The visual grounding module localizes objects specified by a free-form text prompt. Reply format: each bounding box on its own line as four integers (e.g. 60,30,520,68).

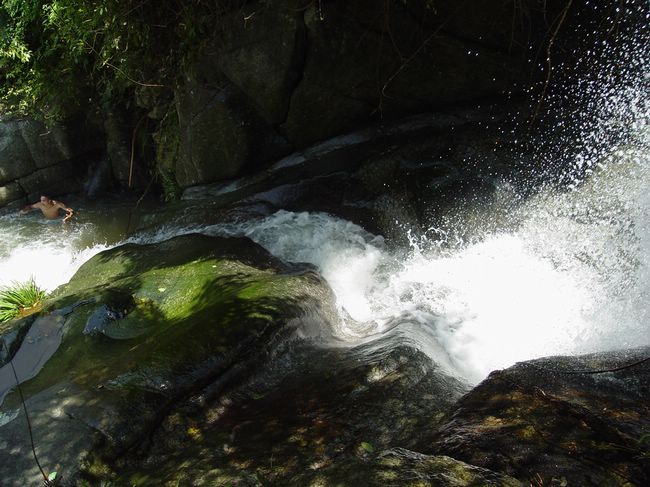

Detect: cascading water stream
208,147,649,384
1,14,647,386
0,218,110,292
2,139,648,386
2,140,647,386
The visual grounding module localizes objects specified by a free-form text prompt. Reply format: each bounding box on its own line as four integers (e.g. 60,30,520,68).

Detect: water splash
212,211,386,334
208,132,648,383
0,217,111,292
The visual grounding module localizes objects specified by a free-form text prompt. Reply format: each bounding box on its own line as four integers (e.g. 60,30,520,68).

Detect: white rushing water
2,143,648,386
1,150,647,385
2,146,648,386
211,147,649,383
0,218,111,292
1,22,647,384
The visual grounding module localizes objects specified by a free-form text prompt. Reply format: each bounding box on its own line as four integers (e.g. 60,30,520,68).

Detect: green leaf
359,441,374,453
0,278,47,322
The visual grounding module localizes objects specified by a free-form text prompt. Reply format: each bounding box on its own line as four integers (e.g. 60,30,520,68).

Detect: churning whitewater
2,37,648,384
211,146,649,383
1,141,648,385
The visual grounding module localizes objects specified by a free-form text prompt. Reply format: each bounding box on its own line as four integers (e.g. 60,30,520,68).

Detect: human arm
56,201,74,222
19,203,38,214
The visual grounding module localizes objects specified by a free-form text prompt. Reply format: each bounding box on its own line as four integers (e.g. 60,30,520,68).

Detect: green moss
152,107,182,201
0,0,227,120
6,235,325,410
519,425,537,439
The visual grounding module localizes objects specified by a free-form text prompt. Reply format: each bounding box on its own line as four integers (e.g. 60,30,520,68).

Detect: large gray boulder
215,2,306,125
0,116,105,207
173,74,290,188
19,120,73,169
0,182,26,209
281,0,533,146
154,0,561,188
0,120,36,184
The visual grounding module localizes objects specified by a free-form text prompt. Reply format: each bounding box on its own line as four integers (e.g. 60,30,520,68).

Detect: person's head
40,195,51,203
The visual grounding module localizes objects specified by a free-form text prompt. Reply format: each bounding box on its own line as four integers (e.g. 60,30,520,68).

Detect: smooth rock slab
0,233,337,486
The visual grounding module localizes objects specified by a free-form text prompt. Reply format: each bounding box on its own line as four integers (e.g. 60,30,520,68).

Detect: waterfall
208,135,647,383
204,25,650,383
0,10,647,386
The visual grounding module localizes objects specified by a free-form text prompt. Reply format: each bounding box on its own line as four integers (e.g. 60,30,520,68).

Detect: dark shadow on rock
425,347,650,486
99,335,470,485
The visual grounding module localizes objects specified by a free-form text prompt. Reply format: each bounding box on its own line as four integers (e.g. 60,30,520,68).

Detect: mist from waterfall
209,23,650,383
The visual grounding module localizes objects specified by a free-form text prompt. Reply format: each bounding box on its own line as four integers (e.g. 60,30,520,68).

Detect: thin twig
525,356,650,375
136,171,157,208
575,356,650,375
102,61,166,88
529,0,573,127
82,39,166,88
1,341,51,484
378,1,464,114
128,113,148,188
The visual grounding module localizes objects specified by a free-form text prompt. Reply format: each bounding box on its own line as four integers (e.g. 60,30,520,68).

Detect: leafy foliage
0,278,46,322
0,0,232,121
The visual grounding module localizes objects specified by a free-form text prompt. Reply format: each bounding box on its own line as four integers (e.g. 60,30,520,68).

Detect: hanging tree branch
529,0,573,126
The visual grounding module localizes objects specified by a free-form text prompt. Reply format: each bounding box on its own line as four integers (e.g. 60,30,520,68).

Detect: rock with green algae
425,347,650,486
0,233,338,487
91,336,471,486
296,448,523,486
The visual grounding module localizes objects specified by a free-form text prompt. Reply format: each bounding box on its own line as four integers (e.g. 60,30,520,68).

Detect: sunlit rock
0,233,338,485
426,347,650,485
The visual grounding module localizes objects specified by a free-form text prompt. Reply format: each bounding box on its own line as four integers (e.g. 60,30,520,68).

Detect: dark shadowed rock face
424,347,650,486
165,0,567,188
0,117,105,209
95,337,472,486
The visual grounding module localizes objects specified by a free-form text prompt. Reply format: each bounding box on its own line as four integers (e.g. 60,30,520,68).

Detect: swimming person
19,195,74,222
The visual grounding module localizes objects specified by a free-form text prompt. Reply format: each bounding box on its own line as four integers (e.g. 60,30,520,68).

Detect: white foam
213,211,386,330
225,148,649,383
0,218,112,292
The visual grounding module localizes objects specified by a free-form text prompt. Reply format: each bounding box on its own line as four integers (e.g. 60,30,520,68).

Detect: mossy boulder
0,233,338,486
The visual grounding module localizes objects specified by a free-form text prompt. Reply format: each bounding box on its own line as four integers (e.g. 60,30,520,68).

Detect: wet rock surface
426,347,650,486
102,338,470,486
0,233,339,486
0,227,648,485
1,109,647,486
